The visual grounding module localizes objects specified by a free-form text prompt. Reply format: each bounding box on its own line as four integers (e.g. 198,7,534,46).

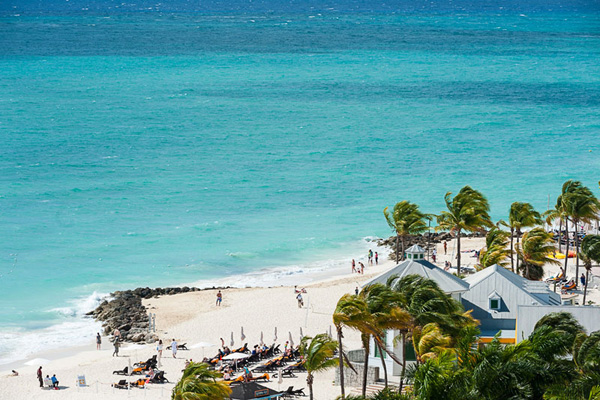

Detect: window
489,299,500,310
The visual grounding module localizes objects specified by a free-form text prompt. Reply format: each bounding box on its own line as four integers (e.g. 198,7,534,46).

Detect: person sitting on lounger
145,367,155,380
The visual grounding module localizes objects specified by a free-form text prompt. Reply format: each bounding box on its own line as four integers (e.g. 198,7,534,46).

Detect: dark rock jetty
86,286,230,344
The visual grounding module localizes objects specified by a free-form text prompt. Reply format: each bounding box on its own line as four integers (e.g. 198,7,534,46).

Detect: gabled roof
364,258,470,293
464,264,561,305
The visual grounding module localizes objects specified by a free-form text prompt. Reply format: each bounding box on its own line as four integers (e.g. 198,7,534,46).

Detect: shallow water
0,3,599,364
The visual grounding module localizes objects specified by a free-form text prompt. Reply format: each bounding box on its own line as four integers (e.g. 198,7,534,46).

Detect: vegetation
517,227,560,280
581,235,600,304
507,202,542,272
299,333,339,400
384,201,428,262
436,186,493,274
478,226,511,270
171,362,231,400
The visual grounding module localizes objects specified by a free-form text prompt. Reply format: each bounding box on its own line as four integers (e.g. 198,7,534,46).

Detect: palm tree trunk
510,228,515,273
395,234,400,263
563,218,570,276
399,332,407,394
362,337,370,398
456,230,462,275
574,221,580,288
583,268,590,305
401,235,406,261
558,219,563,254
307,374,314,400
516,230,521,271
376,342,388,388
337,327,345,399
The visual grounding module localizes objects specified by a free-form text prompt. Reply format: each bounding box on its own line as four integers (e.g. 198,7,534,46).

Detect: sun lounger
562,280,576,291
149,371,169,384
112,379,129,390
283,386,306,397
113,366,129,375
130,378,147,388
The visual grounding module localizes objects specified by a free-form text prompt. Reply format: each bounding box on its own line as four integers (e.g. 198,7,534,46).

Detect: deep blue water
0,1,599,363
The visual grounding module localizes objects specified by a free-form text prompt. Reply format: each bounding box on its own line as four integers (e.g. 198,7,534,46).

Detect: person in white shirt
171,339,177,358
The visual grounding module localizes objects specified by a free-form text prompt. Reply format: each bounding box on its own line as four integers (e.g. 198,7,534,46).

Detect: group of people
37,366,59,390
294,286,306,307
351,259,365,274
367,249,379,265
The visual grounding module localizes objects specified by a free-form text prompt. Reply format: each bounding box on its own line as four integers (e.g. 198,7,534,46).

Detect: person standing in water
352,259,356,273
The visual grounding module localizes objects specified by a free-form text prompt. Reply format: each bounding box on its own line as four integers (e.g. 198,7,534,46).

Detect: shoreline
0,238,391,372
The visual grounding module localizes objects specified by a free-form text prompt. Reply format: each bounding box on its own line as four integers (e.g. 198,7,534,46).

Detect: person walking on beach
375,252,378,265
216,290,222,306
113,328,121,342
113,338,120,357
432,249,437,263
96,332,101,350
296,292,303,308
359,262,365,274
368,249,373,265
171,338,178,358
581,273,586,288
352,259,356,273
444,241,447,255
37,366,43,388
157,339,163,360
355,286,359,295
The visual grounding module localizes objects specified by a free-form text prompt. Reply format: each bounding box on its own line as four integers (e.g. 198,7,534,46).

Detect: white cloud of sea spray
0,291,107,366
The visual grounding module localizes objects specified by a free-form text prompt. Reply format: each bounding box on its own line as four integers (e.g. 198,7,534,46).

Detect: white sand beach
2,237,598,400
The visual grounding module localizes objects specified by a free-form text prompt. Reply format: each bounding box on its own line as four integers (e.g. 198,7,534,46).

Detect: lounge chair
562,280,576,291
234,343,249,353
149,370,169,384
112,379,129,390
249,373,270,382
273,344,281,354
225,375,245,385
283,386,306,397
167,343,188,350
130,378,147,388
113,366,129,375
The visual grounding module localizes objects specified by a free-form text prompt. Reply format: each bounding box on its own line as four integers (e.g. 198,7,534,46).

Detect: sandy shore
3,237,598,400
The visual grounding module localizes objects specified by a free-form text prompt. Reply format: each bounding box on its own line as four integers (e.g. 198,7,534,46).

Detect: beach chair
113,366,129,375
283,386,306,397
234,343,249,353
225,375,245,385
130,378,147,388
273,344,281,354
562,280,576,292
112,379,129,390
249,373,270,382
149,370,169,384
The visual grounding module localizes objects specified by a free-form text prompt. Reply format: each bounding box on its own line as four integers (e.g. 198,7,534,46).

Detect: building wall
516,305,600,342
462,274,543,331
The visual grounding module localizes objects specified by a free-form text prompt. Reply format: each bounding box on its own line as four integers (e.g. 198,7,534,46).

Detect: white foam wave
0,292,108,366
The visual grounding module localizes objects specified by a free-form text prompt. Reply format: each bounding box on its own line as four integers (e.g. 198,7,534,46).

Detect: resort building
359,245,599,380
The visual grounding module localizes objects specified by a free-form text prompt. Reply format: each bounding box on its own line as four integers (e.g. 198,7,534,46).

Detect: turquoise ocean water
0,1,599,364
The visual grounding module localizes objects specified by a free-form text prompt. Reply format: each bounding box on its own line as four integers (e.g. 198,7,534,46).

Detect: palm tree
436,186,493,275
384,201,428,262
333,294,370,399
517,227,560,280
563,185,600,288
299,333,339,400
411,322,452,363
508,202,542,272
362,284,412,388
478,226,511,270
387,274,476,392
171,362,231,400
581,235,600,304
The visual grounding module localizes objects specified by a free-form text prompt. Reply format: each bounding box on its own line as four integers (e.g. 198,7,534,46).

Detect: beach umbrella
277,367,283,390
274,327,277,343
288,331,294,348
191,342,215,358
230,331,234,347
223,352,250,371
260,331,264,346
241,326,246,342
